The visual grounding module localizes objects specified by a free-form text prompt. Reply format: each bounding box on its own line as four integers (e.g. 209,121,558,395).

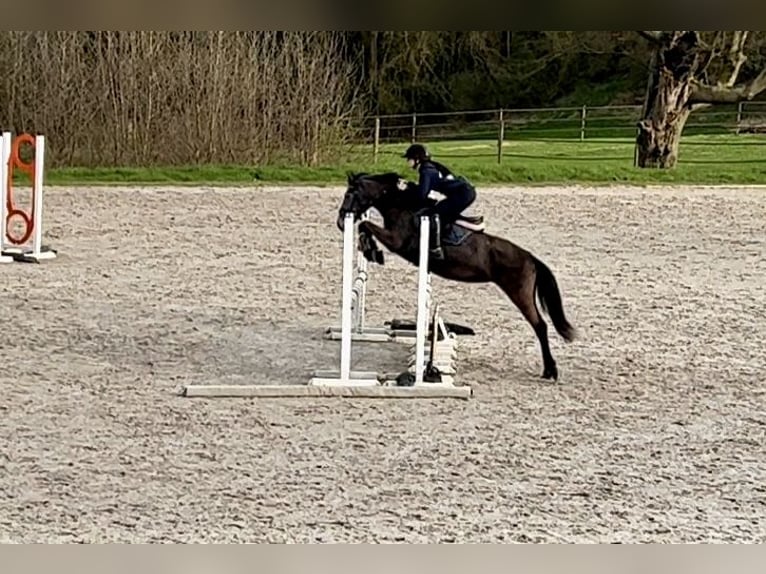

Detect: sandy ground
0,183,764,543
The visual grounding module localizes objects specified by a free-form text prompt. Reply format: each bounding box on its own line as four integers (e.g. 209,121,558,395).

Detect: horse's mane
346,170,434,211
346,171,402,188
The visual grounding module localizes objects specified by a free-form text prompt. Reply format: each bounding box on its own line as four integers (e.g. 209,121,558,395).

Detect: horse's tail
532,255,577,342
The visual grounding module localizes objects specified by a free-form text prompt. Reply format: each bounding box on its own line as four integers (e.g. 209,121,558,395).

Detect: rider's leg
436,184,476,222
429,210,444,259
449,182,477,216
415,207,445,260
429,185,476,258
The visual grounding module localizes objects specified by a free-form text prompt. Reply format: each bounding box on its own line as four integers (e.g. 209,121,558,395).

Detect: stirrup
430,247,444,260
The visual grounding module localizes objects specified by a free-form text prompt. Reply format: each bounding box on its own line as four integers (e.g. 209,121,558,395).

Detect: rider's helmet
402,143,430,164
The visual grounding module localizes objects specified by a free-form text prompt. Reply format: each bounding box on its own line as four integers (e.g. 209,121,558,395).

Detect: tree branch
725,31,749,87
637,31,663,44
690,67,766,103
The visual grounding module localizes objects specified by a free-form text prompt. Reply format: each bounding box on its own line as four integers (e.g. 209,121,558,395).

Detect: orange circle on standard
5,209,33,244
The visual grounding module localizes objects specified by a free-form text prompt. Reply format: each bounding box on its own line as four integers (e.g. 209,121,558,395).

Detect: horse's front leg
360,221,405,250
358,226,385,265
359,221,407,265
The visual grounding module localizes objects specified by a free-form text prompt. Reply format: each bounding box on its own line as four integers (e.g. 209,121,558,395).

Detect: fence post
736,101,743,135
497,108,505,164
373,117,380,163
580,105,587,141
411,113,417,143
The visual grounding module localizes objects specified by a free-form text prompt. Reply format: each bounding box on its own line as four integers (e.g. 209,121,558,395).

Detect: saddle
454,214,485,232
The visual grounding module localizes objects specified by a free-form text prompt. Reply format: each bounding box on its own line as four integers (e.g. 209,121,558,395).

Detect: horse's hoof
395,372,415,387
542,366,558,381
374,250,385,265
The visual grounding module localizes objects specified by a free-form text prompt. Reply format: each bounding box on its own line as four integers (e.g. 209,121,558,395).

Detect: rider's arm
415,164,436,202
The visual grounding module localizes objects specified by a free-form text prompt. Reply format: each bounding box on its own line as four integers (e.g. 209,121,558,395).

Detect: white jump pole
0,131,11,263
31,135,45,259
339,211,355,380
414,215,431,384
351,212,369,335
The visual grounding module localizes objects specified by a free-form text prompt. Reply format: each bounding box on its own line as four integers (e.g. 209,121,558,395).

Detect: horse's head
337,171,404,231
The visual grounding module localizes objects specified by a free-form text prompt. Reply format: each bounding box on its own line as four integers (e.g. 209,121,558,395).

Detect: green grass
41,134,766,187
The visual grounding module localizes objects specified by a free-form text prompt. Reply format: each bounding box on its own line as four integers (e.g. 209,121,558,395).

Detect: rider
402,143,476,260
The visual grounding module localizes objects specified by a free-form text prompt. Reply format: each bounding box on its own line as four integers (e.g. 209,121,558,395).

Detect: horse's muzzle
338,191,358,231
337,208,360,231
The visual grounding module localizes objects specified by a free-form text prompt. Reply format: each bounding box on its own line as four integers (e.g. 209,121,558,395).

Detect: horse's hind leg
497,264,558,381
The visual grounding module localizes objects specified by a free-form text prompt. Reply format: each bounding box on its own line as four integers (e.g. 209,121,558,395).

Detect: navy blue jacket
413,160,466,202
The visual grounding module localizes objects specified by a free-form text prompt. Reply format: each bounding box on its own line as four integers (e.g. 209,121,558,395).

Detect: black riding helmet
402,143,429,163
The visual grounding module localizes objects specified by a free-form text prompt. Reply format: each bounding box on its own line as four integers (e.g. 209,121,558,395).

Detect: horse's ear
386,172,403,186
347,171,367,185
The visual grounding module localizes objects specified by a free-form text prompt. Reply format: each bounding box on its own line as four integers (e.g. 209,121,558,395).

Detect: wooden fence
355,101,766,165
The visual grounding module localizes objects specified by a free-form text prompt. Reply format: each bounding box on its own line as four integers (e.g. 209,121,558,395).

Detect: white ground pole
0,131,12,263
180,212,472,399
0,133,56,263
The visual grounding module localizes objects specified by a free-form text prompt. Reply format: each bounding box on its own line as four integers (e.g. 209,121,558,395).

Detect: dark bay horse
337,172,577,381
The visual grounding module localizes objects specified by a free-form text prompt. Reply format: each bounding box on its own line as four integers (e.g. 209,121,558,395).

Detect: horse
336,171,577,381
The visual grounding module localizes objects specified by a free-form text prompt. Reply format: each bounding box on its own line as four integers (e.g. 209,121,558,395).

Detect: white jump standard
323,212,419,344
1,131,57,263
180,213,472,399
323,211,474,343
308,212,383,388
306,213,468,396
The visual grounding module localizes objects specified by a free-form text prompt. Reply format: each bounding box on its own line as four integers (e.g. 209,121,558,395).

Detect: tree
636,31,766,168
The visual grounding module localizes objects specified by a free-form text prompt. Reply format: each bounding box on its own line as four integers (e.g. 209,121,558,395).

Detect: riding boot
429,214,444,260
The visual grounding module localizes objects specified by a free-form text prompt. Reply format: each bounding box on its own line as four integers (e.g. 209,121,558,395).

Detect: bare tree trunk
636,31,704,168
636,30,766,169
